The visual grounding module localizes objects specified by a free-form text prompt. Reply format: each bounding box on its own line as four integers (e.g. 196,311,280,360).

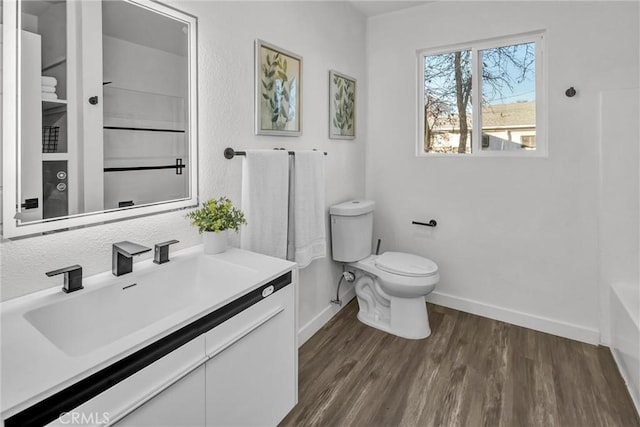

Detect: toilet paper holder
412,220,437,227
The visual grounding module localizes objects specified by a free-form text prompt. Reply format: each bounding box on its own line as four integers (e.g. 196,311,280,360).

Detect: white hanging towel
241,149,290,259
292,151,326,268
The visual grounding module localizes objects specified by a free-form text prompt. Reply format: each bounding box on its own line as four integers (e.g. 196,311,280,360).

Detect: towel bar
224,147,327,159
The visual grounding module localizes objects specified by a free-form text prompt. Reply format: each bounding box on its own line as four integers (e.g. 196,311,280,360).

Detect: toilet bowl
330,200,439,339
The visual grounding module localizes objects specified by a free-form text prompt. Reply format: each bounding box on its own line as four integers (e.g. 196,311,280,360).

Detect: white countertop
0,246,296,419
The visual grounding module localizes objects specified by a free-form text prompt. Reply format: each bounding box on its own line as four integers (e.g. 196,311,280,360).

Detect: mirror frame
2,0,198,238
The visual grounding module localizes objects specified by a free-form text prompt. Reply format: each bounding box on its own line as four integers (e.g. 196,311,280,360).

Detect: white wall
1,1,367,339
366,1,639,343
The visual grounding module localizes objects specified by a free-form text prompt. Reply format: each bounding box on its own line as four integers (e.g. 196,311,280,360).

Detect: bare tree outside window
423,40,536,154
424,50,472,153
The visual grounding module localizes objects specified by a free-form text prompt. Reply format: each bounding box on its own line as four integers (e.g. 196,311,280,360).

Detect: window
418,33,544,156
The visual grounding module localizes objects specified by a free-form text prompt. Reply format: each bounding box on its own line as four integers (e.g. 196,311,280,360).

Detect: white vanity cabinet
116,282,297,427
34,270,297,427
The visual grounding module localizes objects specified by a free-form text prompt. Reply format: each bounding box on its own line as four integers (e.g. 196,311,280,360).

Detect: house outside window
418,32,545,157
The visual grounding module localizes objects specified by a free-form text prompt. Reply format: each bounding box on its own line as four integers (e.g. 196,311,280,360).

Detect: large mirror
2,0,198,238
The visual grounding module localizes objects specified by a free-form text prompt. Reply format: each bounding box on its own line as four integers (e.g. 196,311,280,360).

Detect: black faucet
112,241,151,276
154,240,179,264
46,265,83,293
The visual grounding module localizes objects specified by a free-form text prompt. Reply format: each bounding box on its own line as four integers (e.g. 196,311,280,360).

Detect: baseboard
611,347,640,416
297,287,356,347
298,289,600,346
426,291,601,345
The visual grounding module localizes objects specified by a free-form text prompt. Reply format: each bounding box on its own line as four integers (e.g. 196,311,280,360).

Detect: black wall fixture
565,87,577,97
412,220,437,227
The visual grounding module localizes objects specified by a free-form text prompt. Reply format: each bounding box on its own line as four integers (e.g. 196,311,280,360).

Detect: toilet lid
375,252,438,277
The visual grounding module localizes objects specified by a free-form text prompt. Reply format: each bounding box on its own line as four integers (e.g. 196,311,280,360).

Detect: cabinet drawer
204,282,294,355
205,284,296,426
46,336,206,427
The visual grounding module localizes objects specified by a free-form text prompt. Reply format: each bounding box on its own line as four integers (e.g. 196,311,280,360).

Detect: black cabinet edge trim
5,271,292,427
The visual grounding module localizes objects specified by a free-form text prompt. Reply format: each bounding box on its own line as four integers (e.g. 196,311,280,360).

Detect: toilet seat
375,252,438,277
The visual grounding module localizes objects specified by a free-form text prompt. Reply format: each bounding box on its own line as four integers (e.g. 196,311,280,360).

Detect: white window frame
417,31,546,158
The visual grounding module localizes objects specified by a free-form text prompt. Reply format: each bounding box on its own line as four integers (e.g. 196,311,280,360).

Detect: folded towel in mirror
42,92,58,100
41,86,56,93
41,76,58,86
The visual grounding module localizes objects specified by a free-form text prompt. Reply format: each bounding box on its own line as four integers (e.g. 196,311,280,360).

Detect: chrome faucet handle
154,240,179,265
46,265,83,293
112,241,152,276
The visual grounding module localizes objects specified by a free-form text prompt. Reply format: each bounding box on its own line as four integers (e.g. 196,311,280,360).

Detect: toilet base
356,296,431,340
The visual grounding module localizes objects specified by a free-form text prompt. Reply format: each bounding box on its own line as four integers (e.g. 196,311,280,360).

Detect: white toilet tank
329,200,375,262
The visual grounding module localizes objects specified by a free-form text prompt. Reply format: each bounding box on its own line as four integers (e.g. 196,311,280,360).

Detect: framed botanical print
255,39,302,136
329,70,356,139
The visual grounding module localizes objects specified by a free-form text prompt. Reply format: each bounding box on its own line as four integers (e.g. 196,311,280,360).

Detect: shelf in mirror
42,57,67,73
42,99,68,111
42,153,69,161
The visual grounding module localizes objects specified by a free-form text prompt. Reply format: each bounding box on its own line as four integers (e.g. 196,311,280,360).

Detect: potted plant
186,197,247,254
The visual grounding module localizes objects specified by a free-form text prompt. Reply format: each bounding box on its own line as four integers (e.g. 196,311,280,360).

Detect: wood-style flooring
281,301,639,427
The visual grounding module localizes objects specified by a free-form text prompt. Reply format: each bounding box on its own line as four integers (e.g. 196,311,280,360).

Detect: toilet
330,200,439,339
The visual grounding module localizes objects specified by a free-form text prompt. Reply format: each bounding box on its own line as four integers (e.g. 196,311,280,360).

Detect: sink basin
23,253,257,357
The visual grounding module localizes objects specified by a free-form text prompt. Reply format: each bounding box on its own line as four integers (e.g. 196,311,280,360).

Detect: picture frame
329,70,356,140
255,39,302,136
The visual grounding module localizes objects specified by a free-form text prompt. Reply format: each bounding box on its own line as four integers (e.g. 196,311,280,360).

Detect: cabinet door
19,30,43,222
46,336,206,427
114,365,205,427
205,285,296,426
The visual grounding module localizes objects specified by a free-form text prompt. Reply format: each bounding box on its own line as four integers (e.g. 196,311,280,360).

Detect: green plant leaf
186,196,246,233
277,71,288,81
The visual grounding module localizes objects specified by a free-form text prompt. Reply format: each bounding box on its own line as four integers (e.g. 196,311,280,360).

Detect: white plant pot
203,231,228,254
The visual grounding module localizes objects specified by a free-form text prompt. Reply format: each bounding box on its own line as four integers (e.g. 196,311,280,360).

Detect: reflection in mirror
4,0,197,237
102,0,189,210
